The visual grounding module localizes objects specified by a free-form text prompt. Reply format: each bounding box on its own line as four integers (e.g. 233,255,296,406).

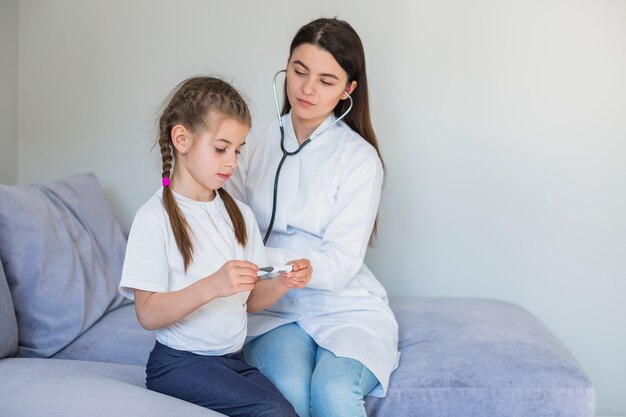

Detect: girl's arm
134,260,258,330
246,259,312,313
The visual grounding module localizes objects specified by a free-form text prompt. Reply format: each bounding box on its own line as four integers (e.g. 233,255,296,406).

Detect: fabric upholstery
0,260,18,359
0,358,225,417
53,303,155,366
0,173,128,357
365,298,595,417
0,295,595,417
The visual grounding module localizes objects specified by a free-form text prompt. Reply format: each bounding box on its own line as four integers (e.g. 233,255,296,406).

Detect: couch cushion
365,298,595,417
0,260,18,358
0,358,225,417
53,303,156,366
0,173,128,357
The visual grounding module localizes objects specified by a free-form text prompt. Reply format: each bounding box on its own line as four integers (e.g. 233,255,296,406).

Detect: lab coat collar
283,111,338,147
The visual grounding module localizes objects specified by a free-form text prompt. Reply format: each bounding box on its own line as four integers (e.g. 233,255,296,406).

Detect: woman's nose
302,78,315,96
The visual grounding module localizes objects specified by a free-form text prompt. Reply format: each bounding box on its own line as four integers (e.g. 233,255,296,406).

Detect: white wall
17,0,626,414
0,0,18,184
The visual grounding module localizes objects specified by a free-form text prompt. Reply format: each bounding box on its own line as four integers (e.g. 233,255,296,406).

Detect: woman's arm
245,278,289,313
266,149,383,293
246,259,312,313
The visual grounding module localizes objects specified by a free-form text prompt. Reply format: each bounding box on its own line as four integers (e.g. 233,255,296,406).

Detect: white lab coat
226,112,399,397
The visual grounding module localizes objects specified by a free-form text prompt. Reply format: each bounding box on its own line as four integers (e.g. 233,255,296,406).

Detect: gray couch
0,174,595,417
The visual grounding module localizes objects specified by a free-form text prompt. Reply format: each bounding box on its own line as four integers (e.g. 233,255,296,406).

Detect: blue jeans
243,323,379,417
146,341,297,417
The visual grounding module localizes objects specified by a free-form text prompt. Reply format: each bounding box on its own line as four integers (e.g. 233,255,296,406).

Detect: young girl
119,76,310,417
226,18,399,417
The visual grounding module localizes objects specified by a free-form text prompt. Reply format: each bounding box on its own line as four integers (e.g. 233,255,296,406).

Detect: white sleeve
266,151,383,293
118,210,170,300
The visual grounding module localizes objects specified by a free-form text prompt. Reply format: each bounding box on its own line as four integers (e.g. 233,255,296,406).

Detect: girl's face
286,43,356,129
172,116,248,201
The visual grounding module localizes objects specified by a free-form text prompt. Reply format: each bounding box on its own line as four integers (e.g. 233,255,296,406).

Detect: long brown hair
282,17,383,241
157,76,251,271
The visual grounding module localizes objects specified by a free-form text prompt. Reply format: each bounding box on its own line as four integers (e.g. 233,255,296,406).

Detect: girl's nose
227,153,238,168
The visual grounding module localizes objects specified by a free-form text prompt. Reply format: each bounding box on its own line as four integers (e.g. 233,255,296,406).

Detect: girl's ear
171,124,190,156
342,80,357,99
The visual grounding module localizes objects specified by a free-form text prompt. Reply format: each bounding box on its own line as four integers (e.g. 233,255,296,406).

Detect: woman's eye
295,70,305,76
215,148,226,153
235,150,241,156
321,80,334,86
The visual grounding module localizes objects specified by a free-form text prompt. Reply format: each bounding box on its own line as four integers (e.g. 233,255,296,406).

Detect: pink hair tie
162,177,171,187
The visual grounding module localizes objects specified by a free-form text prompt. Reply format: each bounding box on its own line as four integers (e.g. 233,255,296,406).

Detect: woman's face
286,43,356,129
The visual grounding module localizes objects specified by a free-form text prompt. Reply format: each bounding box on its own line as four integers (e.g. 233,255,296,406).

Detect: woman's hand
280,259,312,289
209,260,259,298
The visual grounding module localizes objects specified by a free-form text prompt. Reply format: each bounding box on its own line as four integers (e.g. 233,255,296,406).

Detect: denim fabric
243,323,378,417
146,341,296,417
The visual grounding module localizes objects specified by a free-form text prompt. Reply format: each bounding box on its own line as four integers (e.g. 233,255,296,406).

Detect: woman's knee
245,324,316,361
272,375,311,417
252,370,310,417
243,325,316,417
243,324,316,391
310,352,377,417
310,379,366,417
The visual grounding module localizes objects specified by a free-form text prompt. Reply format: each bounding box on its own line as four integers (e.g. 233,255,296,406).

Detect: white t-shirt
119,188,267,356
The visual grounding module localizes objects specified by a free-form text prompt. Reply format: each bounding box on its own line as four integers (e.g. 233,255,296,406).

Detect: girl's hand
280,259,312,289
209,260,259,298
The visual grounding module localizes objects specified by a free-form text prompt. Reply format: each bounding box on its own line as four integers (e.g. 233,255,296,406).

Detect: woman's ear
171,124,190,156
342,80,357,99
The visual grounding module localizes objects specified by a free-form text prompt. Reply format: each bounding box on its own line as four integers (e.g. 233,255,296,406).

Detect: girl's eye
215,148,226,154
235,150,241,156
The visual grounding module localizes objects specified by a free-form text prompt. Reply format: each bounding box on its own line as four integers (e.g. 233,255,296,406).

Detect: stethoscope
263,69,353,244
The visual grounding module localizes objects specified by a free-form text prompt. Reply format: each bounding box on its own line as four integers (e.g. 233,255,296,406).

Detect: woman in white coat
227,17,399,417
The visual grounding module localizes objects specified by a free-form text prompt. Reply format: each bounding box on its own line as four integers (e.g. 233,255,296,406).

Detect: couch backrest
0,173,128,357
0,260,18,358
